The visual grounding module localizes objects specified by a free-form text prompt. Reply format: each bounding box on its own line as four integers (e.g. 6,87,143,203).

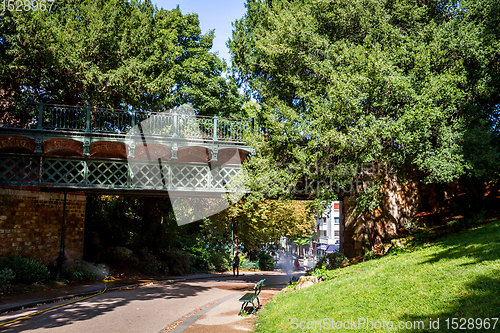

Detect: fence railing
0,102,252,142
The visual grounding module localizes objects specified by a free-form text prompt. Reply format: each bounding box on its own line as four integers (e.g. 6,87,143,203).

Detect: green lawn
256,220,500,332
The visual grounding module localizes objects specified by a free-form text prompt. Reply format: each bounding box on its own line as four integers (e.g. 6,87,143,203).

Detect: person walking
233,252,240,277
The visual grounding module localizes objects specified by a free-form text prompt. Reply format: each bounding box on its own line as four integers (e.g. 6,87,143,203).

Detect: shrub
207,250,231,272
156,249,192,276
104,246,140,268
186,239,231,273
313,252,348,271
258,253,275,271
67,265,98,283
0,256,49,284
0,268,15,286
138,249,168,276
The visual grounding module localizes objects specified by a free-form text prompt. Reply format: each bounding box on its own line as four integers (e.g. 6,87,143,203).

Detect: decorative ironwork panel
42,105,87,131
194,117,214,140
87,160,130,188
90,109,134,134
129,161,170,189
0,155,40,185
211,167,242,189
132,112,173,136
217,118,249,141
171,164,210,189
0,154,245,192
177,116,200,139
41,158,86,185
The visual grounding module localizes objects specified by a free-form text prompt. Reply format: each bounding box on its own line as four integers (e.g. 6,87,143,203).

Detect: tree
209,199,315,249
1,0,242,115
229,0,500,212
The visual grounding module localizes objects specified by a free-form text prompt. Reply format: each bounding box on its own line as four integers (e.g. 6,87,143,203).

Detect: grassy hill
256,219,500,332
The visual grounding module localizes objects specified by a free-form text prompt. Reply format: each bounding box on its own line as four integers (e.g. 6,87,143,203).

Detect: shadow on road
0,282,210,332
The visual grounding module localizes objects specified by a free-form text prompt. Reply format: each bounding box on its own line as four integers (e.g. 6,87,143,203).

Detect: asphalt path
0,272,293,333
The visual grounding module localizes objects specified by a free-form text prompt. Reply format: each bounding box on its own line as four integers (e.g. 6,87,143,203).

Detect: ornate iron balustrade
0,154,243,192
0,102,252,142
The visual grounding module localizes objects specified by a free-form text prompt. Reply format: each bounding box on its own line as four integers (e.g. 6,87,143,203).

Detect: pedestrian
233,252,240,277
303,257,308,271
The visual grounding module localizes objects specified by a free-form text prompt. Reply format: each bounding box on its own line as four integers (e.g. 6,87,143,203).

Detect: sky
153,0,247,66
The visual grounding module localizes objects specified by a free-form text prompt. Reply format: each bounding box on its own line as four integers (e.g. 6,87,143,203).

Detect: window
323,217,326,225
324,231,327,237
334,231,340,237
334,218,339,224
334,203,340,210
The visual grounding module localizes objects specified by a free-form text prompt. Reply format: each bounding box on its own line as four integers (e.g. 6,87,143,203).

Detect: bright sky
153,0,247,66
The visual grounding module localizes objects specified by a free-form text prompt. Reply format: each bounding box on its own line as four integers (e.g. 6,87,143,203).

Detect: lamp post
56,189,68,282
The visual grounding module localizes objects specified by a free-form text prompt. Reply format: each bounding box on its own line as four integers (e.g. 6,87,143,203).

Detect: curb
0,273,237,315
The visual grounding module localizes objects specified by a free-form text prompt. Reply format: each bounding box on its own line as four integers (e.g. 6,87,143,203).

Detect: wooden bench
238,279,265,315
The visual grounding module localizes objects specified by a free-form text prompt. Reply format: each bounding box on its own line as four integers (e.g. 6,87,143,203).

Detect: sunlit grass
256,220,500,332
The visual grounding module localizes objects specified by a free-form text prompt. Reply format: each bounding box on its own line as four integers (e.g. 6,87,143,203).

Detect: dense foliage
0,256,49,284
84,195,232,274
258,252,275,271
1,0,242,115
230,0,500,211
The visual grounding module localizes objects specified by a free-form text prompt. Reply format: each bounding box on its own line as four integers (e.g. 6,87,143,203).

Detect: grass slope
256,220,500,332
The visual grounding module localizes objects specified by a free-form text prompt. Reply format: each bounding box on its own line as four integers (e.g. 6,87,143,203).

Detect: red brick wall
0,189,86,265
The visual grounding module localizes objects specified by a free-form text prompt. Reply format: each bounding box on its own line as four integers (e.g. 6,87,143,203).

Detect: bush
0,256,49,284
207,250,231,272
67,265,98,283
156,249,192,276
314,252,348,271
0,268,15,286
258,253,275,271
307,264,334,281
187,238,231,273
138,249,168,276
104,246,140,268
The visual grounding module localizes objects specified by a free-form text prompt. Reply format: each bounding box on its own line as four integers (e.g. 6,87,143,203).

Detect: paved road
0,272,293,333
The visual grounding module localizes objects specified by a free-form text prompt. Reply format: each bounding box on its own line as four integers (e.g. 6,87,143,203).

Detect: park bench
238,279,265,315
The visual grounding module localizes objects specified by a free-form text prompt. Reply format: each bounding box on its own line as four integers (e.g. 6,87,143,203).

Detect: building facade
313,201,344,256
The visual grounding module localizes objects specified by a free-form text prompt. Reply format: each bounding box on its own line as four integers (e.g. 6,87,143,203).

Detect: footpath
0,271,290,332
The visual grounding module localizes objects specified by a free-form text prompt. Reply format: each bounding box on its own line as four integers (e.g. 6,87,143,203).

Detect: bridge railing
0,154,243,191
0,102,252,142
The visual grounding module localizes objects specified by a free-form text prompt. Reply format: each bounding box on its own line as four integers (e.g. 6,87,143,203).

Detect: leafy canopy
1,0,242,115
229,0,500,210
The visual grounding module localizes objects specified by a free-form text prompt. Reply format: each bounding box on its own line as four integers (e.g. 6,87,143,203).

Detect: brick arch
43,138,83,157
90,141,127,159
131,143,171,161
217,148,250,165
177,146,209,163
0,136,35,154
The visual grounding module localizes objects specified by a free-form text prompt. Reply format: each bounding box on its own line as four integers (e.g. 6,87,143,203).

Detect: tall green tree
1,0,242,115
229,0,500,210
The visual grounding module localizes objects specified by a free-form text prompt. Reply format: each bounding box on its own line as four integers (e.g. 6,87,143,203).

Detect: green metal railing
0,102,252,142
0,154,243,191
